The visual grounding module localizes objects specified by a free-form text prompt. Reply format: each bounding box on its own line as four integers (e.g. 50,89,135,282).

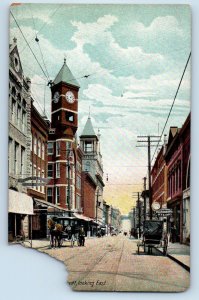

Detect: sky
10,4,191,214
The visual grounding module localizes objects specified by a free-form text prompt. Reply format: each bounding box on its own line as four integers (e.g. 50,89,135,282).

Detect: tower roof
80,117,97,138
53,59,80,88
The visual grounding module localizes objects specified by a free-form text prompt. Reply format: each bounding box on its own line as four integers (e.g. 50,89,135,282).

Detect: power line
151,51,191,163
10,11,49,81
19,4,62,55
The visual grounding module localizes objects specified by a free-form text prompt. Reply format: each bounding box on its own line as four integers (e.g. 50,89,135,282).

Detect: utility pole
132,192,141,238
143,176,147,221
137,135,160,220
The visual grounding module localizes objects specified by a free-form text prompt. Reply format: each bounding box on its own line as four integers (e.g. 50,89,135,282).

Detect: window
47,188,53,203
22,111,26,132
48,164,53,178
11,99,16,122
42,142,45,160
47,142,53,155
17,105,21,127
85,161,90,172
66,164,73,179
8,138,13,174
14,142,19,174
37,170,40,190
55,187,60,204
56,141,61,156
34,136,37,154
56,162,60,178
76,175,81,189
84,141,93,152
66,111,74,122
66,141,72,150
41,170,45,193
20,147,25,176
76,194,81,211
38,139,41,157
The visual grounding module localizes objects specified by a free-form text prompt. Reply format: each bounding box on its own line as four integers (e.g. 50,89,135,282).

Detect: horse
48,219,63,248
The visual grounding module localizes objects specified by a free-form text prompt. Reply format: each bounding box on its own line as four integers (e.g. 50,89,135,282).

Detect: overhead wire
19,4,62,55
150,51,191,164
10,10,49,81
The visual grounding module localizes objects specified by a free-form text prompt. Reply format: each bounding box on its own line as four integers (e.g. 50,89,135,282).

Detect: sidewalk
159,242,190,270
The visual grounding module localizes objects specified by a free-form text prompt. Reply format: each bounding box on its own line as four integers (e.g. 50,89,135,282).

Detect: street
31,235,190,292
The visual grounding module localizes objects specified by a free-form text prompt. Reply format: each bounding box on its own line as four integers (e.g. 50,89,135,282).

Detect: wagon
51,216,79,247
137,220,168,256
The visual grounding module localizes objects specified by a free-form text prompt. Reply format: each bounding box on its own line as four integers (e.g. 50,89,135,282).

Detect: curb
166,253,190,272
155,248,190,272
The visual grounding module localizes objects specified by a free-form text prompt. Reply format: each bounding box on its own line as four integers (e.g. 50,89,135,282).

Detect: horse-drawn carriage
48,216,81,248
137,220,168,256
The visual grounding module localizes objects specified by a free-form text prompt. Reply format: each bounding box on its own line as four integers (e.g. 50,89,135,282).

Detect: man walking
79,224,85,246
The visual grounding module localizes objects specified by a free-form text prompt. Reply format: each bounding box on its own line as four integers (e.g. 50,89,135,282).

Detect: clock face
65,91,75,104
53,91,60,103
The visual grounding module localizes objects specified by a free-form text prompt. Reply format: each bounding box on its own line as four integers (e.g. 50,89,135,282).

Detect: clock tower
51,58,80,140
47,60,80,210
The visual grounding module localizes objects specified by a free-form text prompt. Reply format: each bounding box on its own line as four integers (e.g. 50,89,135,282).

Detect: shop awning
33,198,71,214
9,189,34,215
73,213,93,222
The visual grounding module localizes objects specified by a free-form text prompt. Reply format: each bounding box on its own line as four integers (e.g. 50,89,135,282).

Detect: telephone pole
143,176,147,221
132,192,141,238
137,135,160,220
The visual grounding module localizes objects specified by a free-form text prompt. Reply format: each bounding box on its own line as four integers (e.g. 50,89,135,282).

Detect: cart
137,220,168,256
51,216,79,247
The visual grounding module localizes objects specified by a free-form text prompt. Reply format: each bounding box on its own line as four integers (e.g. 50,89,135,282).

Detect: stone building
8,38,33,241
80,116,105,226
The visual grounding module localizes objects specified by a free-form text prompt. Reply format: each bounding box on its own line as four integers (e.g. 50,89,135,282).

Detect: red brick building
27,103,49,238
151,143,167,208
164,113,190,243
81,171,97,219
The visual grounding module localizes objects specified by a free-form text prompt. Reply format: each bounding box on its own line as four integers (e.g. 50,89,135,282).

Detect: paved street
30,235,189,292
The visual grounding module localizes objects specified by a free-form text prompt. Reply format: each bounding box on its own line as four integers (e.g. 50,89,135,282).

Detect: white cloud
132,16,183,38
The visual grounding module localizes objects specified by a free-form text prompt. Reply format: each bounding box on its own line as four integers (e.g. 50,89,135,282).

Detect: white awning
9,189,34,215
73,213,93,221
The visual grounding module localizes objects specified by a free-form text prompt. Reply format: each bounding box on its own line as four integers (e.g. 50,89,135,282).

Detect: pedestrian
79,225,85,246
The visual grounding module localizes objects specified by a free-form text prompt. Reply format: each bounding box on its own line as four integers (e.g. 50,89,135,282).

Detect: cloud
71,15,118,47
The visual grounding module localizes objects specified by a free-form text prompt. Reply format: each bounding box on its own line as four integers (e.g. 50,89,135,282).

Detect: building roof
80,117,97,137
53,59,80,88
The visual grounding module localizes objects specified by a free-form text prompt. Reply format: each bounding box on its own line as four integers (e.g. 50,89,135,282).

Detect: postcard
8,3,190,292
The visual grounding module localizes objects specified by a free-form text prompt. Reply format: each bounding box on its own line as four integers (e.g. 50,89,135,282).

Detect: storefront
8,189,34,242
